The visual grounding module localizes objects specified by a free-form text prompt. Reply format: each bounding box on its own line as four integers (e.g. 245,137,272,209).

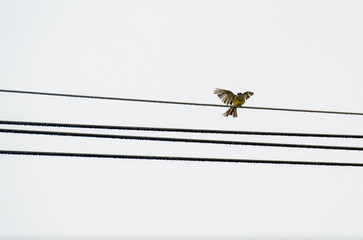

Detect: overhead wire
1,88,363,116
0,150,362,167
1,120,363,139
2,90,362,167
1,128,363,151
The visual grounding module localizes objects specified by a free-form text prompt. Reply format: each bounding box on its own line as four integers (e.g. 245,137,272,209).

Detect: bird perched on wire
214,88,254,117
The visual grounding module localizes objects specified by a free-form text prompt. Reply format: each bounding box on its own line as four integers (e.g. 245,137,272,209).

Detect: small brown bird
214,88,254,117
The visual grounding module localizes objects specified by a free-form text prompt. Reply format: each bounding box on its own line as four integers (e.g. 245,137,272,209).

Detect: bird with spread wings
214,88,254,117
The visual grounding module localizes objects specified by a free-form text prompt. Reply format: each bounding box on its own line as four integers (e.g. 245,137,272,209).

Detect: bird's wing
243,91,254,100
214,88,236,105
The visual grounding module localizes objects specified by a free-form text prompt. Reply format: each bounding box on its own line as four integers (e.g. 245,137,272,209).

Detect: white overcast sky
1,0,363,239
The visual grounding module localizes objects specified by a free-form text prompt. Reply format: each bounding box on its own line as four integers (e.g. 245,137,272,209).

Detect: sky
1,0,363,239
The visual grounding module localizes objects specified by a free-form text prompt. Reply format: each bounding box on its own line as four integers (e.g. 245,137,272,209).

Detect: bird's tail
223,107,238,117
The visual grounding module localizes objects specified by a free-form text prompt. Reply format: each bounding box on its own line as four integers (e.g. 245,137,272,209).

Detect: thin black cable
0,150,362,167
1,128,363,151
1,120,363,139
1,88,362,116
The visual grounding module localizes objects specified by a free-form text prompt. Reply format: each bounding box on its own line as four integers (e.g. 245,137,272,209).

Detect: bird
214,88,254,117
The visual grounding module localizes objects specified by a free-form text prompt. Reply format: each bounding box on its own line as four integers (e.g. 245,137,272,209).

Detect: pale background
1,0,363,239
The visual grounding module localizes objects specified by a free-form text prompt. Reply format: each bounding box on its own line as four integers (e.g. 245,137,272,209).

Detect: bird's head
237,92,243,96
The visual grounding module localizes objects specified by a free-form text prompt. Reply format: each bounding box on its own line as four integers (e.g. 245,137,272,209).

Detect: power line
1,119,363,139
1,88,362,116
2,128,363,151
0,150,362,167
